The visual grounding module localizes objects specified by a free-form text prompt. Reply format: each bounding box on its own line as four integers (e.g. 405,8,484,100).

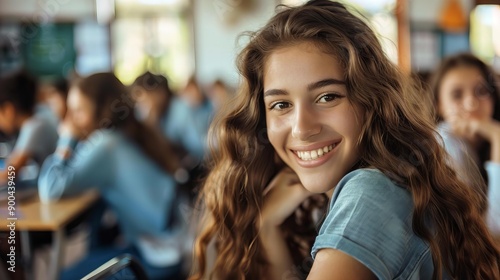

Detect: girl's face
67,87,96,134
46,87,67,120
438,66,494,123
264,42,363,195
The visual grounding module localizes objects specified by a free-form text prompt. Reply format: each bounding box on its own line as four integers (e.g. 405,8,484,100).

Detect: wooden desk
15,190,99,231
2,190,99,280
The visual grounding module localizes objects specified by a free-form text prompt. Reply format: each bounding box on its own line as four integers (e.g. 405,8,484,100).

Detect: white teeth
303,151,311,160
311,150,318,159
296,144,337,161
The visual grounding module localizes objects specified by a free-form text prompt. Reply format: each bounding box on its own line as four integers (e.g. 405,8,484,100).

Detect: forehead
441,66,486,87
67,87,90,106
263,42,344,90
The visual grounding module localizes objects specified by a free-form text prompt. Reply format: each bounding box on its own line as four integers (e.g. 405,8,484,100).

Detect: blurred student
178,76,213,156
38,73,183,280
44,78,69,121
0,70,58,184
431,53,500,236
132,72,209,165
207,79,231,111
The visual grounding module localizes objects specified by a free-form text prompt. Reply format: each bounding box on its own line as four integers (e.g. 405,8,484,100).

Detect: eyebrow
263,78,346,97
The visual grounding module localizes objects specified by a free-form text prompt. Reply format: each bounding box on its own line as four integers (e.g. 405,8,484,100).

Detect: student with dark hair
38,73,183,279
431,53,500,237
0,70,58,184
132,72,210,170
44,78,69,121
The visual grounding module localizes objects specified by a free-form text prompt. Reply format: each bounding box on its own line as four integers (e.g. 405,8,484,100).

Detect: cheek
266,114,289,149
484,100,495,119
438,99,458,120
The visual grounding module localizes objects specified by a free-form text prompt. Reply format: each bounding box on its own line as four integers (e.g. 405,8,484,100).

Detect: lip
290,140,341,168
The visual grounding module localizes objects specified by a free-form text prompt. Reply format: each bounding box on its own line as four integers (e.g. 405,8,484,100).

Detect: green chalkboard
21,23,75,79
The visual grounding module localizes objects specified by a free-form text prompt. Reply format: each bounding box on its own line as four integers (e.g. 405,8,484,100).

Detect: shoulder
332,169,411,210
313,169,429,279
325,169,415,243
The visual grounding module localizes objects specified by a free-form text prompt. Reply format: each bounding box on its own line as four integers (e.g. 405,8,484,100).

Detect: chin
300,179,332,194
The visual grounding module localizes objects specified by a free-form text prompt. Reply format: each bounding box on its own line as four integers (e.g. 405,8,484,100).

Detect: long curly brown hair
192,1,500,279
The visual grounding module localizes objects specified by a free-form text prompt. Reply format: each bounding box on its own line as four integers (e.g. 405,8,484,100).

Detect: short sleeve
312,170,415,280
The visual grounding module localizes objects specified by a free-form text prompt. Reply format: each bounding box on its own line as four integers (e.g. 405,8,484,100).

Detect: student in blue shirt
38,73,183,280
132,72,211,163
191,1,500,279
0,70,58,184
430,53,500,237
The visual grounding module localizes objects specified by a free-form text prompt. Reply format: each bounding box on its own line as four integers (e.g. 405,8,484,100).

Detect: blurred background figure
0,70,58,185
431,53,500,237
43,78,70,122
38,73,184,280
177,76,213,159
207,79,231,112
132,72,211,200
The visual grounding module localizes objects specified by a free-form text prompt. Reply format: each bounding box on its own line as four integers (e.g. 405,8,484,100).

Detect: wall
409,0,473,23
193,0,277,87
0,0,95,21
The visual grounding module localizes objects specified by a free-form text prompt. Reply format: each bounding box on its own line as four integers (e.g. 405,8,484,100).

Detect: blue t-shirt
38,129,177,243
161,98,213,161
13,114,58,166
311,169,434,279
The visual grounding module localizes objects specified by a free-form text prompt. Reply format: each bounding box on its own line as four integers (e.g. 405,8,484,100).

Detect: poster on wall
21,22,76,79
411,30,441,72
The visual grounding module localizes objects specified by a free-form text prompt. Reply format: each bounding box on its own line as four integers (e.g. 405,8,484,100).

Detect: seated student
191,1,500,279
207,79,231,112
431,53,500,237
44,78,69,122
177,75,213,159
38,73,183,280
132,72,209,172
0,70,58,184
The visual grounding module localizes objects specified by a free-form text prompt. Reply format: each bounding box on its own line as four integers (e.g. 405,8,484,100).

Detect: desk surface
4,190,99,231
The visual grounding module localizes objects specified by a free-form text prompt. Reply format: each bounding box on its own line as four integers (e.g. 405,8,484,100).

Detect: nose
291,104,321,140
463,91,479,112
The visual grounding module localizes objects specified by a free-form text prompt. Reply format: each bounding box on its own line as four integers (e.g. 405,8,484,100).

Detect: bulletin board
20,22,76,79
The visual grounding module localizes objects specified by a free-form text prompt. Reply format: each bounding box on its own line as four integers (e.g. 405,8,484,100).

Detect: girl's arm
308,249,376,280
38,131,112,202
467,119,500,236
258,167,312,280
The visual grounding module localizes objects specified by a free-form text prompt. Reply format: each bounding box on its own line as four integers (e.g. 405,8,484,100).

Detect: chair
81,254,148,280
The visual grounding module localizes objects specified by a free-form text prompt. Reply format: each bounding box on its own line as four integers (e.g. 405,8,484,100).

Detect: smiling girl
192,1,500,279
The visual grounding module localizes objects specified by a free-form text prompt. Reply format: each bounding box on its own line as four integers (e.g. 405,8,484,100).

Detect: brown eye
474,85,492,99
317,93,343,103
270,101,291,110
451,89,463,100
